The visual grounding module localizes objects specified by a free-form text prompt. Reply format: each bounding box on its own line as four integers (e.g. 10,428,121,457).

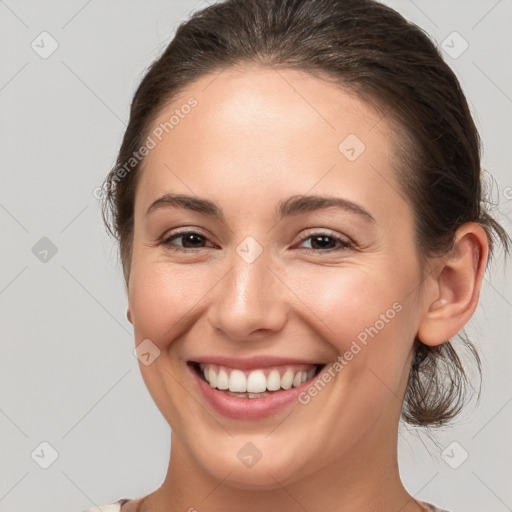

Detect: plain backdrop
1,1,511,511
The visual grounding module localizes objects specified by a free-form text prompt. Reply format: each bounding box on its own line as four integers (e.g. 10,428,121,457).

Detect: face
127,64,427,489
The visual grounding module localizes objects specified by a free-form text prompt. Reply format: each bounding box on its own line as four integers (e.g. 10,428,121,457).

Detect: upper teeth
199,363,317,393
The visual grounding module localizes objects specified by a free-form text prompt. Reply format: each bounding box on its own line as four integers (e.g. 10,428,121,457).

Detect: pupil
312,235,335,249
184,234,203,247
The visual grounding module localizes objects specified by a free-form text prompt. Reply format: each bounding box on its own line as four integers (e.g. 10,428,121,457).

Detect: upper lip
188,355,326,370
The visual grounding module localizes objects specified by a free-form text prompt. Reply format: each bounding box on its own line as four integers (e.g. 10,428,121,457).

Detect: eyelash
160,230,353,254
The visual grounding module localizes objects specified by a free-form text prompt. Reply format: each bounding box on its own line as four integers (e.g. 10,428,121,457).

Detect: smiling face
127,64,427,490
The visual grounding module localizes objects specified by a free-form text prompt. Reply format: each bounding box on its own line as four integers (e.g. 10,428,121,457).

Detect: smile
188,360,326,419
197,362,320,397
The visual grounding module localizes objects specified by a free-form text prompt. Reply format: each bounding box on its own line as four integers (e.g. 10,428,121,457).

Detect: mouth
187,359,326,419
189,361,325,398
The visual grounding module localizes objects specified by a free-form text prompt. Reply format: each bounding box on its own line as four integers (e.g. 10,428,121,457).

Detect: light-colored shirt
83,498,451,511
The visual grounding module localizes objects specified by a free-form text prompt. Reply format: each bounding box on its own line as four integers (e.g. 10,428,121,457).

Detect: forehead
135,65,407,223
154,65,386,143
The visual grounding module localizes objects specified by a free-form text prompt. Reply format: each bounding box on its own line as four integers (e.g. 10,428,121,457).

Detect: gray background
1,1,511,511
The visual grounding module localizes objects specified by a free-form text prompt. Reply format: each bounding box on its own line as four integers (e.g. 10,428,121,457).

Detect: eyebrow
145,193,375,223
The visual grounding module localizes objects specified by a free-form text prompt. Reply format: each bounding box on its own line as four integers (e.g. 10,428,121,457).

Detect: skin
124,64,488,512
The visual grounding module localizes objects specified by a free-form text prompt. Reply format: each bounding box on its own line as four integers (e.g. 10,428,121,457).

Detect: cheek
128,261,220,345
288,262,409,346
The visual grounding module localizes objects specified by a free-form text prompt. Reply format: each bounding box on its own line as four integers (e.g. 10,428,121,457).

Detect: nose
207,246,290,341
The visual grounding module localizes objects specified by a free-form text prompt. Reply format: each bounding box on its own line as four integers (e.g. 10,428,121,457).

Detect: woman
88,0,510,510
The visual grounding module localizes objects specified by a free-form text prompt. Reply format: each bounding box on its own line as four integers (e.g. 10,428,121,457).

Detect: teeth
208,368,217,388
248,392,270,398
292,372,302,387
246,370,267,393
200,363,318,394
226,391,271,398
216,368,229,390
229,369,246,392
267,369,281,391
281,369,294,390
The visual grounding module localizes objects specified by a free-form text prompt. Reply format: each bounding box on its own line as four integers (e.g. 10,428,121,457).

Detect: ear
417,222,489,346
127,307,133,324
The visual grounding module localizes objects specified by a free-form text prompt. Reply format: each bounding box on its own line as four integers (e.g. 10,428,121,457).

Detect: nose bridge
209,237,288,338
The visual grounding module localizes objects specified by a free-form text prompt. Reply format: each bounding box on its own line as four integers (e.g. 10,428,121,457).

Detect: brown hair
101,0,510,426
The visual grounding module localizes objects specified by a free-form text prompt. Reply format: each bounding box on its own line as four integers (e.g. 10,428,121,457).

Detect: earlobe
417,223,489,346
127,308,133,324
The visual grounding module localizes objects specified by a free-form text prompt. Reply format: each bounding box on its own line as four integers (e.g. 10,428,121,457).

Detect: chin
195,444,313,491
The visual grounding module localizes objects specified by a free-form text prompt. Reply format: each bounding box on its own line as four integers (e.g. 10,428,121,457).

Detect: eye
297,232,353,253
161,230,216,251
159,229,353,253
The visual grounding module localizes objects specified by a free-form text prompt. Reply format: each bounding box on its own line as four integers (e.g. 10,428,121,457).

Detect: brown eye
298,233,352,253
162,231,214,251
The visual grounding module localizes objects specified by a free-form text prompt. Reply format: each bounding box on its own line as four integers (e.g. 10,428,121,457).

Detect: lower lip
188,364,318,420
